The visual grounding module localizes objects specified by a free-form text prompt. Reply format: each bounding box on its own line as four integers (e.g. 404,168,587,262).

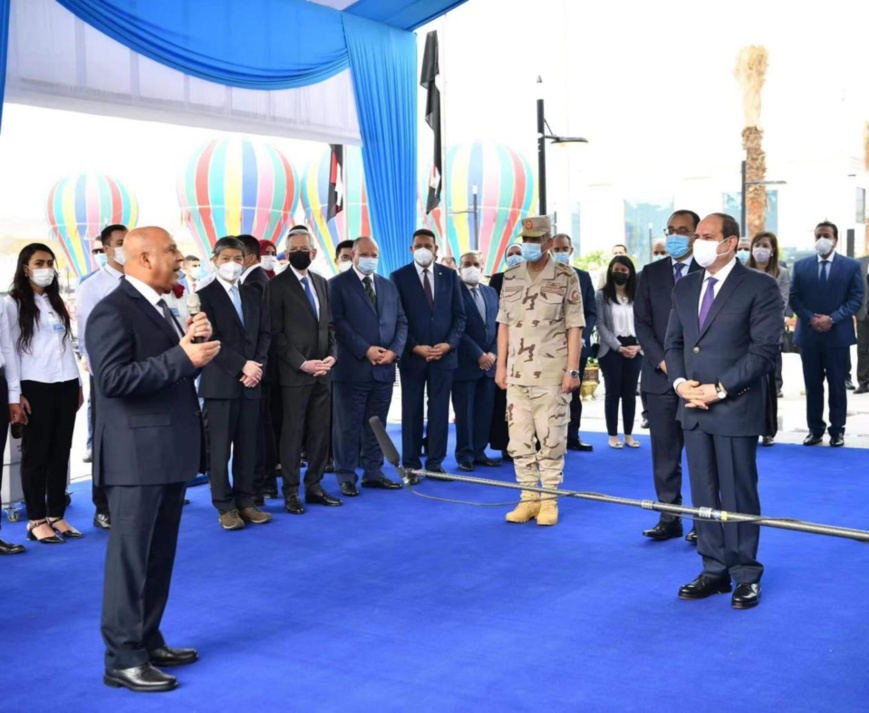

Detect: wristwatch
714,380,727,399
566,369,581,379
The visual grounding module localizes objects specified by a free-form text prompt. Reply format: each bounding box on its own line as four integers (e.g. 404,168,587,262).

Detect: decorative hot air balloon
300,146,370,275
177,138,299,259
421,141,537,275
45,172,138,277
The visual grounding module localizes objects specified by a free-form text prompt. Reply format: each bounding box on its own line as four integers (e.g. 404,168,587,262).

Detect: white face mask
461,266,482,285
337,261,353,273
111,246,127,266
814,237,834,256
693,239,729,268
752,246,772,263
261,255,277,272
413,248,434,267
217,261,243,283
30,268,56,288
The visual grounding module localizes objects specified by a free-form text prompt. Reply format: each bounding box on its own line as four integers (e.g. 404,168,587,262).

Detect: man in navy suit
665,213,783,610
635,209,702,542
86,227,219,692
551,233,597,451
390,229,466,475
789,221,864,447
451,252,500,472
330,236,408,496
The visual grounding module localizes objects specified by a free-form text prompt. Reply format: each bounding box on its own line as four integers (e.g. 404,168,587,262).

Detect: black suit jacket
242,265,270,301
197,279,270,399
635,257,703,394
574,267,597,356
266,268,336,387
489,272,505,297
664,260,783,436
85,279,203,486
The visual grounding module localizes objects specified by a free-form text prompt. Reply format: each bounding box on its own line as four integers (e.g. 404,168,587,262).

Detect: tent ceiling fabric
309,0,468,30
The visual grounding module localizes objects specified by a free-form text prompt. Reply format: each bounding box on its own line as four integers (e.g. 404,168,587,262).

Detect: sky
1,0,868,283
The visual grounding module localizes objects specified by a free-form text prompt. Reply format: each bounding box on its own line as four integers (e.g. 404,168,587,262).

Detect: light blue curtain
342,14,417,276
55,0,349,89
347,0,468,31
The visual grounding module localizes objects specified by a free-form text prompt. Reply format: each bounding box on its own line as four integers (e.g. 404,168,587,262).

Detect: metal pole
537,97,547,215
740,159,747,236
472,184,479,251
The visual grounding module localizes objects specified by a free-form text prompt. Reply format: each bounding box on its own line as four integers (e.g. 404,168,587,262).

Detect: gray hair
213,236,245,257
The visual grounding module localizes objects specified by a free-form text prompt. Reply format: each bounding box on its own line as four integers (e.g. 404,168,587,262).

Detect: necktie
363,276,377,310
157,298,184,338
472,286,486,320
698,277,718,329
674,262,685,282
230,285,244,326
301,276,318,318
819,260,829,287
422,268,434,308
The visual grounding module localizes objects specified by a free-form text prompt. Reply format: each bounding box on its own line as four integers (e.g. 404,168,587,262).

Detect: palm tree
735,46,769,238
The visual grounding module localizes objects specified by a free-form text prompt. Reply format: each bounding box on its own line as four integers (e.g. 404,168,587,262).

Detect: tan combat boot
536,497,558,526
505,491,540,523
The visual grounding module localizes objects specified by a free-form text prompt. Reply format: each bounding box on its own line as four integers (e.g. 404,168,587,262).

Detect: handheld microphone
185,292,206,344
368,416,411,485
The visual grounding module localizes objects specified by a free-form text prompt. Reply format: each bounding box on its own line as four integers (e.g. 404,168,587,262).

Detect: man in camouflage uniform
495,216,584,526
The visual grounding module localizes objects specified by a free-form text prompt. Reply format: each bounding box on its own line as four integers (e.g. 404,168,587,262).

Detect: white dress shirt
76,264,124,362
0,307,21,404
610,299,636,337
817,249,836,277
5,294,81,399
291,265,320,316
415,260,435,300
697,257,738,312
353,265,376,293
670,256,694,281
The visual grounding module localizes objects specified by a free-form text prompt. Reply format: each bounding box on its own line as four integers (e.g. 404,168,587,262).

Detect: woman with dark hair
6,244,83,543
748,231,790,445
595,255,643,448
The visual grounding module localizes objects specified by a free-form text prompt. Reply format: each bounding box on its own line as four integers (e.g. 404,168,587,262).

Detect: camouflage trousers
506,384,570,489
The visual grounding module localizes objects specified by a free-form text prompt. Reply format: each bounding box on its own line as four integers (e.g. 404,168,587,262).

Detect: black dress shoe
0,538,24,555
761,436,775,447
426,465,446,475
474,457,503,467
284,495,306,515
777,390,783,398
149,645,198,667
361,477,402,490
457,462,475,472
567,440,594,452
325,458,335,474
678,574,732,600
731,582,761,609
642,521,683,541
846,379,855,390
306,489,342,506
641,417,650,429
93,512,111,530
500,450,513,462
26,521,64,544
830,434,845,448
685,528,698,544
854,385,869,394
803,434,824,446
104,664,177,692
340,482,360,497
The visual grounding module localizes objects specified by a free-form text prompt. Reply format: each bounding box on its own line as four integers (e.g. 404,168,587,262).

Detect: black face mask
289,251,312,271
612,273,629,286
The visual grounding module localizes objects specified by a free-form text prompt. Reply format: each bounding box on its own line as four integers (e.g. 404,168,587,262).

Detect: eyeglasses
665,228,693,237
288,248,312,254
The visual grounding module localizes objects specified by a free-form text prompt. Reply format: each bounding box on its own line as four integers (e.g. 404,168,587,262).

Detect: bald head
123,226,182,293
353,236,379,256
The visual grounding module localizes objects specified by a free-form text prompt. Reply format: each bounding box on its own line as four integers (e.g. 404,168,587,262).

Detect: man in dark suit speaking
665,213,782,610
330,236,407,495
86,227,220,692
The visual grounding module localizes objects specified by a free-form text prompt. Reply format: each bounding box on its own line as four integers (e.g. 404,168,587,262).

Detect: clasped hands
365,346,398,366
809,314,833,333
676,380,718,410
301,356,336,378
413,344,451,362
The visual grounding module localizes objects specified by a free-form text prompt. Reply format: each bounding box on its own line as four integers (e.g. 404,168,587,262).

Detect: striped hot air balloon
300,145,370,275
45,172,138,277
421,141,537,275
177,138,298,259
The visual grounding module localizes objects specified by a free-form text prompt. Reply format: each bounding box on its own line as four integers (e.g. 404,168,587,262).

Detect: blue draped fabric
347,0,468,31
342,14,417,277
55,0,350,89
0,0,8,131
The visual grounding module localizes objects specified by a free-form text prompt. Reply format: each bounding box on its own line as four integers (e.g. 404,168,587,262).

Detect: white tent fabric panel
5,0,361,144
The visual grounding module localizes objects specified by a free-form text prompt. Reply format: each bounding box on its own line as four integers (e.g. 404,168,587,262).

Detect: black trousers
452,376,496,466
0,373,9,531
204,397,259,512
101,482,186,670
489,385,509,451
399,366,452,469
764,372,778,438
20,379,78,521
90,376,109,515
644,389,684,523
280,381,330,496
254,383,277,497
800,343,849,437
333,380,393,484
598,351,642,436
774,348,783,392
683,429,762,584
857,318,869,388
567,355,589,440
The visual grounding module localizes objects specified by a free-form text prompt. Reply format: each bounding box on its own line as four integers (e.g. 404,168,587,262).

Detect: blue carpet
3,427,869,712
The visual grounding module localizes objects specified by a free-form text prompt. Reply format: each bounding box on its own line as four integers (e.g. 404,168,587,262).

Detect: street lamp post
448,182,480,251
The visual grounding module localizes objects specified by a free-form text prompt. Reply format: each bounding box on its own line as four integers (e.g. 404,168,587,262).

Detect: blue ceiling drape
347,0,468,31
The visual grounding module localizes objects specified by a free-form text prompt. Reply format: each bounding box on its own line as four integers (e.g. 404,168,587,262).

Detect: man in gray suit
854,255,869,393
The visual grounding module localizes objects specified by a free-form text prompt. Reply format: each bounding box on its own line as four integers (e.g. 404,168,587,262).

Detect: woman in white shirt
6,244,83,543
594,256,643,449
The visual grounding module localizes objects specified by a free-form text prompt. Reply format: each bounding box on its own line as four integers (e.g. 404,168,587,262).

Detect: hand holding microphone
185,293,212,344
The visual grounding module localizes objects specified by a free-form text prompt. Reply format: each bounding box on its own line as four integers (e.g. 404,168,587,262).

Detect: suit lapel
285,270,317,322
121,281,177,345
210,282,245,331
311,273,326,325
353,272,378,316
697,268,745,340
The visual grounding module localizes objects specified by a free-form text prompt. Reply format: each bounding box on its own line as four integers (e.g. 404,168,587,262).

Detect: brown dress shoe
239,506,272,525
218,509,245,530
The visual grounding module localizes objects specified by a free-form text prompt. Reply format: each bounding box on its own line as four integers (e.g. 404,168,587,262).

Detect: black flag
327,144,344,220
420,31,442,214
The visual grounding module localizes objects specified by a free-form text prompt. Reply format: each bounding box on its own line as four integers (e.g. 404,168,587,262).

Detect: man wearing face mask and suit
390,229,466,476
789,221,864,447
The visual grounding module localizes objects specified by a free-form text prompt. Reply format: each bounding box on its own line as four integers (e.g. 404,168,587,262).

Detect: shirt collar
817,251,836,263
290,265,311,283
353,265,373,281
671,256,694,267
125,275,164,306
217,276,238,292
104,264,124,279
414,260,435,277
704,256,738,284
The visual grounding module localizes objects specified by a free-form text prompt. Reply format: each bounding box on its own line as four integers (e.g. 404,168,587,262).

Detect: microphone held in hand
185,292,205,344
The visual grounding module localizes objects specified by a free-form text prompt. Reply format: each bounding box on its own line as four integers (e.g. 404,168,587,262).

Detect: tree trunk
743,126,767,238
